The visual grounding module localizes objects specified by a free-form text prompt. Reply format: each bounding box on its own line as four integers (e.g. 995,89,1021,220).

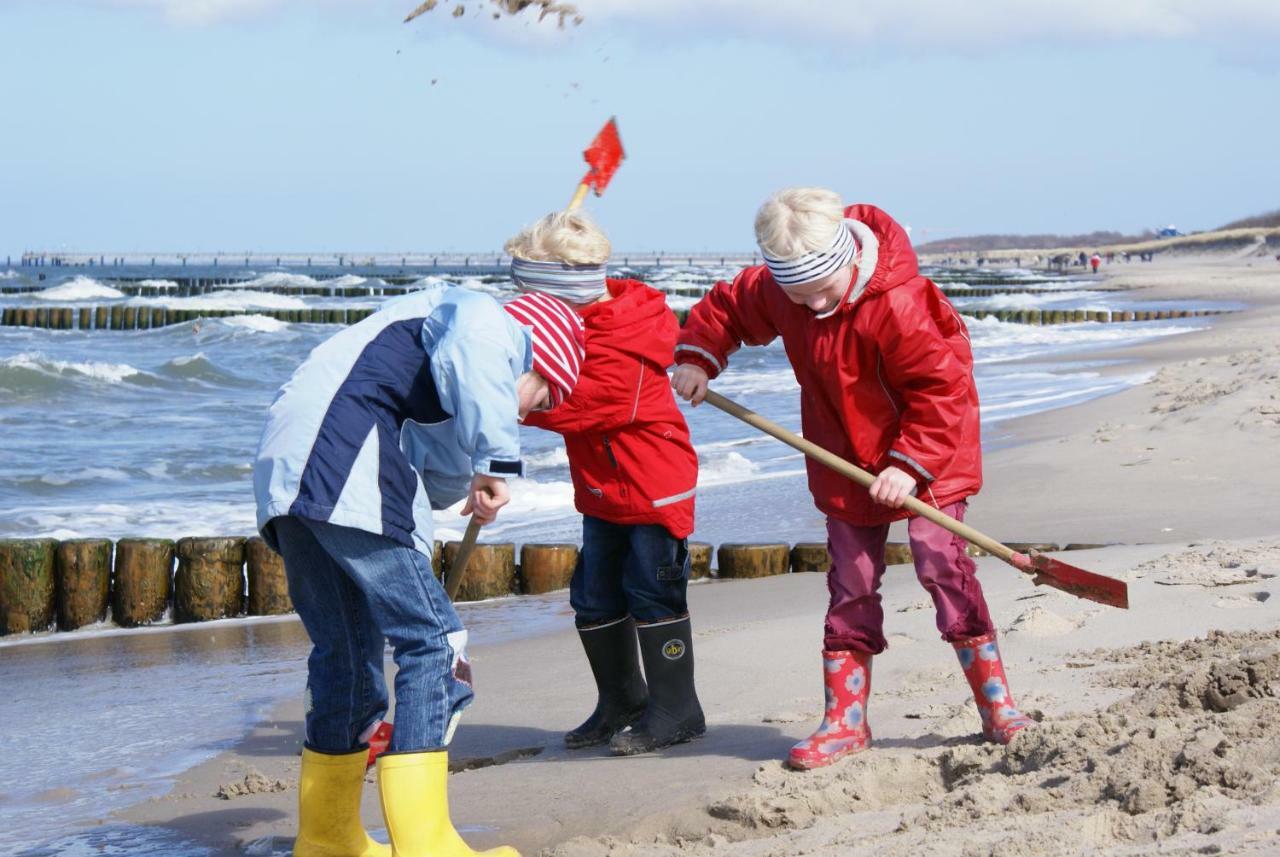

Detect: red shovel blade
1022,552,1129,609
581,117,625,196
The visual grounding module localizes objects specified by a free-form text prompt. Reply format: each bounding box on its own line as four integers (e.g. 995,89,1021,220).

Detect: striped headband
510,257,608,303
502,292,585,408
761,221,857,287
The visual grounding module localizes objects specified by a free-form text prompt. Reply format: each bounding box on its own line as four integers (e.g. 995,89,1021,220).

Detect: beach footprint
1213,591,1272,609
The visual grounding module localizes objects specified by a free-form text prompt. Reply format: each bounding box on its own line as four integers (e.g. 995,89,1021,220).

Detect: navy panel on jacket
290,318,450,543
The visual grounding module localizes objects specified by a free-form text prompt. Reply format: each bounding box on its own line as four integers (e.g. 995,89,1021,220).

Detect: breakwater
0,303,1233,330
0,536,1100,637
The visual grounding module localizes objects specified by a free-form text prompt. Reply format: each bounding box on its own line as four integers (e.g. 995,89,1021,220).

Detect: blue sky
1,0,1277,255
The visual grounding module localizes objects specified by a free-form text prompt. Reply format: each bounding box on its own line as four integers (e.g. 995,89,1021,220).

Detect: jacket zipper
601,434,620,469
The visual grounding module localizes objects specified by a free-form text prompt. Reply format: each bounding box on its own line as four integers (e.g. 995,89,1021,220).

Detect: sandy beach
112,254,1280,856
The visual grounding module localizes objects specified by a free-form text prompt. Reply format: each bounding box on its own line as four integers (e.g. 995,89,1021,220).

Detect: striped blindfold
510,257,608,303
761,221,857,287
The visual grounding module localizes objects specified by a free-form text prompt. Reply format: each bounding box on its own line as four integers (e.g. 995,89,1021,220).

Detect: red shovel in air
567,117,625,210
703,390,1130,609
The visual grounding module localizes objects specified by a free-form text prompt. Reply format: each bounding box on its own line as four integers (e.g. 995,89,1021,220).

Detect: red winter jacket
676,204,981,527
523,278,698,538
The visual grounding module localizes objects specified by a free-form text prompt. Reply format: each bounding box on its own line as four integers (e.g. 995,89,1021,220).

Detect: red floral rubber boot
363,720,394,770
787,650,872,770
953,632,1035,744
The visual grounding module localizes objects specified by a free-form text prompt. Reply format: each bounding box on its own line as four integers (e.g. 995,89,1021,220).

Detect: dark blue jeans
271,516,474,754
570,515,691,628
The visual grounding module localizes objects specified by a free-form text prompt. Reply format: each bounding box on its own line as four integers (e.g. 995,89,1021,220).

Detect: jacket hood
827,204,920,316
581,278,675,363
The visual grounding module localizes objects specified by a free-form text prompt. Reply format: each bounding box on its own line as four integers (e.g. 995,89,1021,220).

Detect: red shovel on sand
444,118,626,600
702,389,1130,609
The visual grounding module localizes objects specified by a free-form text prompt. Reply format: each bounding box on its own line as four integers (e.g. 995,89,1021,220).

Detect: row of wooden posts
0,303,1230,332
0,536,1096,637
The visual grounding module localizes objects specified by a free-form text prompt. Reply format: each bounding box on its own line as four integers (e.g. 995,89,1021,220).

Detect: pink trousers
824,501,994,654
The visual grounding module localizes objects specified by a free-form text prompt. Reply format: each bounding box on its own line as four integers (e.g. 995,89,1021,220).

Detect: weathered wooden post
790,542,830,573
246,537,292,616
174,537,246,622
112,538,174,626
687,541,713,579
55,539,112,630
442,542,516,602
519,544,578,594
884,543,913,565
716,543,789,579
0,538,57,634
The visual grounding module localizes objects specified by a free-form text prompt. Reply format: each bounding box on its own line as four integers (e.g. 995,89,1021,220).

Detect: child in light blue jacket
254,284,583,857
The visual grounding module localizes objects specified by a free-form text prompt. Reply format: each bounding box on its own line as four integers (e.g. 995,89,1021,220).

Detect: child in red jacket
672,187,1033,770
509,210,704,755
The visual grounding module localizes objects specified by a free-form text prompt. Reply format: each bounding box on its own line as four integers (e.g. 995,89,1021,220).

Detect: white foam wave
35,277,124,301
137,279,179,290
1,352,140,384
0,270,18,280
327,275,368,288
227,272,319,290
697,451,759,486
132,290,307,310
969,316,1203,363
523,446,569,469
222,314,289,332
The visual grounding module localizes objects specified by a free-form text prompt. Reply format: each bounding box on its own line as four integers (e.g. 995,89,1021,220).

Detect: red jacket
524,278,698,538
676,204,981,527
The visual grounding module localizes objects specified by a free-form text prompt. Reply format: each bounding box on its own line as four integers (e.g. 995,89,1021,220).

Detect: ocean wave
158,352,249,385
131,290,308,311
969,316,1203,363
0,352,142,389
221,314,289,333
38,467,132,487
697,451,760,487
0,270,18,280
522,446,569,469
137,279,179,290
34,277,124,302
327,275,368,289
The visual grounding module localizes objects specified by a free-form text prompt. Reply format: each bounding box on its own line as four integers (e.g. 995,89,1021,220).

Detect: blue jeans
271,516,474,753
570,515,690,628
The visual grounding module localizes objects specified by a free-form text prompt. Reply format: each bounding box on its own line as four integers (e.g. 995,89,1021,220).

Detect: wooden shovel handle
701,390,1019,566
444,517,483,600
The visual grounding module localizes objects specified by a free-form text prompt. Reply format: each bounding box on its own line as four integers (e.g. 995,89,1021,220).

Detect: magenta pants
824,501,994,653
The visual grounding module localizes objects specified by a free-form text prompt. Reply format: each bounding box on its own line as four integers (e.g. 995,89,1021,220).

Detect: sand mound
544,630,1280,856
1134,540,1280,587
1003,605,1079,637
215,769,290,800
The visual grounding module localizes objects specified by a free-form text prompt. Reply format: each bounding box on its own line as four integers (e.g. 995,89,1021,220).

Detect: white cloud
582,1,1280,52
60,0,1280,55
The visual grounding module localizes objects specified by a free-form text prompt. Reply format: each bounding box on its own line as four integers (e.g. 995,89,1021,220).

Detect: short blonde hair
754,187,845,259
504,210,611,265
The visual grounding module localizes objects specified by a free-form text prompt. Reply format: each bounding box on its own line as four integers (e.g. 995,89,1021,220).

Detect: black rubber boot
565,616,649,749
610,617,705,755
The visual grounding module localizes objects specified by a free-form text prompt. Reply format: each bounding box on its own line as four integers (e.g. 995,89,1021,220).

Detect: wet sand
107,254,1280,855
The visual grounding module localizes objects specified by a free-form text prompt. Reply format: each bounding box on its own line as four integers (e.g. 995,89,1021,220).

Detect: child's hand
461,474,510,525
672,365,709,406
869,466,917,509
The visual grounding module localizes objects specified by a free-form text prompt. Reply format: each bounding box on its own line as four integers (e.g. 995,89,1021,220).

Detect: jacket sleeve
675,270,780,379
522,356,646,435
875,292,974,484
423,310,525,479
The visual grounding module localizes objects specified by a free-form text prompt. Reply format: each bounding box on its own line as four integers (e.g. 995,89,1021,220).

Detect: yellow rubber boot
376,750,519,856
295,746,391,857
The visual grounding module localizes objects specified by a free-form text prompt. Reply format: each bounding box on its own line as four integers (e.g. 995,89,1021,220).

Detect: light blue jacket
253,284,531,556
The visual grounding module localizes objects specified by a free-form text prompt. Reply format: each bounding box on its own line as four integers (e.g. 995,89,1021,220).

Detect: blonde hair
504,210,611,265
754,187,846,260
